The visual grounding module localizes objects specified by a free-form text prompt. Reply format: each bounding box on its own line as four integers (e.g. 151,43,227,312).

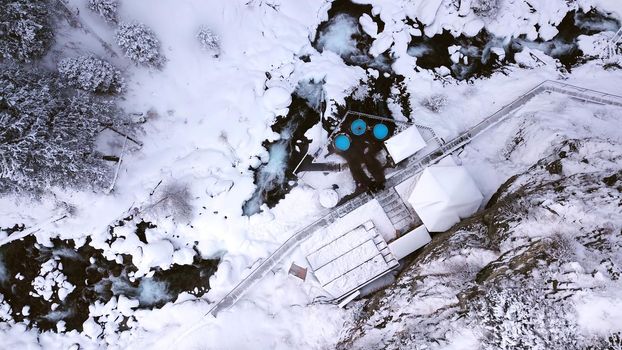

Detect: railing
388,84,547,184
415,123,442,146
344,110,412,126
603,27,622,59
543,81,622,106
305,110,443,171
204,80,622,318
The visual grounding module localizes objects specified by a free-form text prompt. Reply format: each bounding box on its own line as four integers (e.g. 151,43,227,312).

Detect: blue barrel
373,123,389,140
334,133,351,151
350,119,367,136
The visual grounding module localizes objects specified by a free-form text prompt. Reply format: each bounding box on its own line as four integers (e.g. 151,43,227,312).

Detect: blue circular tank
334,134,351,151
350,119,367,136
373,124,389,140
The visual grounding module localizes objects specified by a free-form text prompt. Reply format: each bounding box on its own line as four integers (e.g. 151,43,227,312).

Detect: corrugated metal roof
306,221,398,299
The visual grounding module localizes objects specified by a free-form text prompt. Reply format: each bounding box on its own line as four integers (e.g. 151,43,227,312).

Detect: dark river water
244,0,619,213
0,218,217,331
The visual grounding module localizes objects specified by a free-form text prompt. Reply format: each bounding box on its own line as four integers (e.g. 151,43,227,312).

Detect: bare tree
148,181,194,222
471,0,500,18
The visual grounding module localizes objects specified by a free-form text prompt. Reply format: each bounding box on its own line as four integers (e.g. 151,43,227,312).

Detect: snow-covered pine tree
0,64,118,193
87,0,118,24
197,26,220,56
116,22,165,68
0,0,54,62
58,55,125,94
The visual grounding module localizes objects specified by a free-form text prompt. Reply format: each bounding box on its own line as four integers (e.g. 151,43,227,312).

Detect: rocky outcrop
337,139,622,350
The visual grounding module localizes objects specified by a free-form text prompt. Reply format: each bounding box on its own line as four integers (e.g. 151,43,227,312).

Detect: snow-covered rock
318,188,339,208
134,240,175,276
82,317,103,339
262,86,293,111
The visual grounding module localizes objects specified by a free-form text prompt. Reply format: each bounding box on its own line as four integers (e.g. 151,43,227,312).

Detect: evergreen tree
0,64,118,193
58,55,124,94
0,0,54,62
116,22,165,68
88,0,118,24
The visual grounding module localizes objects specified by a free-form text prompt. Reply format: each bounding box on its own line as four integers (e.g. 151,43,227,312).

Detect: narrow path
204,80,622,318
55,0,121,58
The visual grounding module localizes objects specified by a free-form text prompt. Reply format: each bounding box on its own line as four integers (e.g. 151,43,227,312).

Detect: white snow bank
262,86,293,110
411,0,443,26
134,240,175,276
294,50,367,113
359,14,378,38
575,296,622,336
318,188,340,208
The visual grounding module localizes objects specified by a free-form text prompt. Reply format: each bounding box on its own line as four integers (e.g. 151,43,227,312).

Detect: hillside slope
338,137,622,349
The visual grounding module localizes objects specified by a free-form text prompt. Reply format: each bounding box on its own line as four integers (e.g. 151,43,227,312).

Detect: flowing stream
243,0,619,213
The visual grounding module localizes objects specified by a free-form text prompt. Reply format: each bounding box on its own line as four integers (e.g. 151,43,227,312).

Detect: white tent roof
408,162,483,232
384,125,426,164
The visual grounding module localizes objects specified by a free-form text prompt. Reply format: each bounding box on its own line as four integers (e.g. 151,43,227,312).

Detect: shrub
58,55,124,94
116,22,165,68
421,93,448,113
150,182,193,222
196,26,220,55
87,0,118,24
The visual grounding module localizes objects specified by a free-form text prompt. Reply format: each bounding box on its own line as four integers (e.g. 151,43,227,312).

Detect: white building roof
384,125,427,164
388,226,432,260
306,222,398,299
408,163,483,232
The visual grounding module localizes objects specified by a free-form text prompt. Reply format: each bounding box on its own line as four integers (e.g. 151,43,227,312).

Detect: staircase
375,187,415,234
415,123,443,146
371,229,400,268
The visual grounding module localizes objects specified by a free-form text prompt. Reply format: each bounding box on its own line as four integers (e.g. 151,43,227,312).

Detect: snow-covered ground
1,0,622,348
